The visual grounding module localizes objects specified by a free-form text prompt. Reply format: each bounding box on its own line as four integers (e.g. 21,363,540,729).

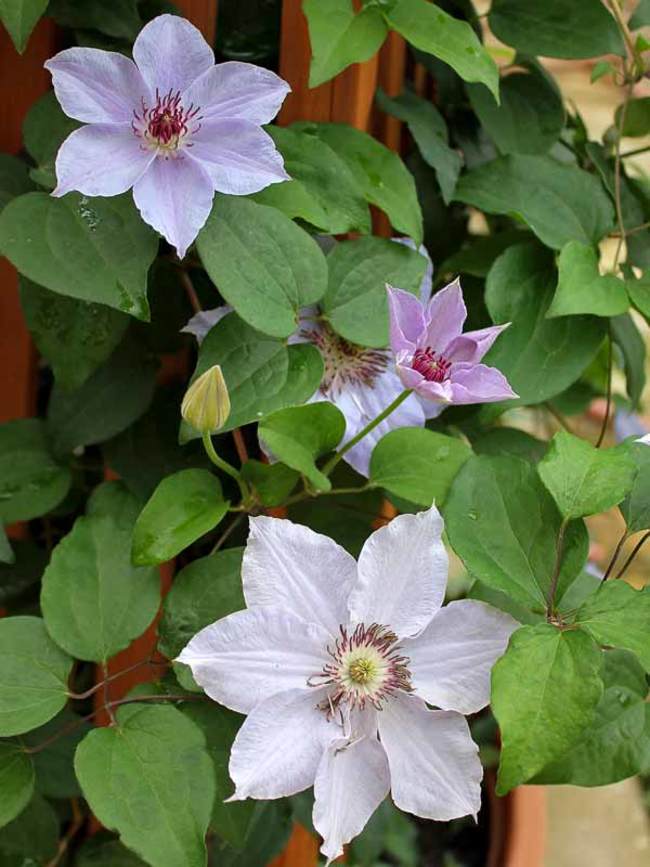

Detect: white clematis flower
178,506,517,863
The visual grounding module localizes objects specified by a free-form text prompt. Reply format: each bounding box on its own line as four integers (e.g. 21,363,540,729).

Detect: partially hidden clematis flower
45,14,290,258
178,506,517,863
387,279,518,405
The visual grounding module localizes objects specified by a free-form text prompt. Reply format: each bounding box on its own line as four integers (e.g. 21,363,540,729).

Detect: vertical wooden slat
376,31,407,151
330,54,379,129
175,0,218,41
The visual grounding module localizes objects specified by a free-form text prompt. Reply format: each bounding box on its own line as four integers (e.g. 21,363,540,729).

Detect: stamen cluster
302,323,388,398
411,346,452,383
132,88,202,153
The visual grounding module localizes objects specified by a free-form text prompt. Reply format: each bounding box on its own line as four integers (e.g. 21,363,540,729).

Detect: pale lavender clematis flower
45,14,290,258
387,279,518,405
178,507,517,864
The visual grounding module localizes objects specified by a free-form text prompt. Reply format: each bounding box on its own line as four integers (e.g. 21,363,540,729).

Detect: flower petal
450,363,518,404
378,693,483,821
133,13,214,94
348,506,448,639
444,323,510,364
425,277,466,350
332,372,425,477
53,124,154,197
181,305,232,343
45,47,148,124
229,687,337,800
242,515,357,635
182,61,290,124
386,285,425,354
314,736,390,865
191,119,289,195
405,600,518,714
132,155,214,259
176,606,330,714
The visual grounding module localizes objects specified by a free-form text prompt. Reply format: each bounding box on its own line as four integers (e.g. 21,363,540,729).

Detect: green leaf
615,97,650,137
0,155,33,213
472,427,546,463
20,278,129,391
611,312,647,408
0,744,34,829
182,313,323,440
548,241,629,318
22,91,80,188
132,469,229,566
484,244,605,406
240,461,299,508
24,707,90,799
620,439,650,532
630,0,650,28
488,0,625,59
444,455,588,610
375,88,462,204
370,428,471,507
75,704,215,867
538,431,637,519
0,526,13,566
385,0,499,100
576,581,650,671
76,838,148,867
0,0,48,52
534,649,650,786
467,66,564,156
47,0,141,40
0,192,157,320
0,794,58,862
196,196,327,339
492,624,604,793
46,332,156,456
253,126,371,234
0,418,72,523
294,122,423,244
304,0,388,87
591,60,615,83
0,617,72,736
455,156,615,249
41,481,160,662
627,271,650,321
215,801,293,867
468,580,543,627
323,236,427,347
258,402,346,492
438,229,531,280
158,548,244,660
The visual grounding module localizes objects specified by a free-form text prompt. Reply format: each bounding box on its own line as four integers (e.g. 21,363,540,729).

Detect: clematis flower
387,279,517,405
45,14,290,258
178,506,517,863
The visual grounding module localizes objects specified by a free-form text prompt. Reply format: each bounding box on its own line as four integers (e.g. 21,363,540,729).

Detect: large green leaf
24,707,90,799
611,313,647,408
538,431,637,519
47,0,141,40
41,482,160,662
0,154,33,213
20,278,129,390
630,0,650,28
132,469,229,566
253,125,371,234
294,122,423,244
158,548,244,660
385,0,499,100
196,196,327,339
444,454,588,611
0,418,71,523
375,88,462,204
0,192,158,320
258,403,346,492
484,244,605,406
0,744,34,829
323,236,427,347
454,156,615,249
548,241,628,318
76,838,148,867
620,439,650,532
576,581,650,671
534,649,650,786
492,624,604,793
240,460,299,508
0,794,58,862
303,0,388,87
615,97,650,137
0,617,72,736
181,313,323,439
370,428,471,507
0,0,48,52
22,91,80,189
488,0,625,59
75,704,215,867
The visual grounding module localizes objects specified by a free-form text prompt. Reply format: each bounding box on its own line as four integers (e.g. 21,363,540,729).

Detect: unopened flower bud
181,364,230,433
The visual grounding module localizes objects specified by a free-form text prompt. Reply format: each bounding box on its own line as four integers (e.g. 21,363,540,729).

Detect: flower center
412,346,451,383
301,322,388,398
132,89,202,155
310,623,413,713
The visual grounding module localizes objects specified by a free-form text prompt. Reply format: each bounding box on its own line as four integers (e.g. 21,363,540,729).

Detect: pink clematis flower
45,14,290,258
178,507,517,863
387,279,518,405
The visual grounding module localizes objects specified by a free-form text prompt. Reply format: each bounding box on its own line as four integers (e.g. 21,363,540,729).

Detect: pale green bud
181,364,230,433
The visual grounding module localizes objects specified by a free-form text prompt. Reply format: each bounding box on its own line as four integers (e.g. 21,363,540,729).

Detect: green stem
322,389,413,477
202,432,249,501
283,483,373,507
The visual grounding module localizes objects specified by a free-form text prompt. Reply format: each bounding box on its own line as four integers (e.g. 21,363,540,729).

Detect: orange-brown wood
174,0,218,41
269,824,320,867
376,31,407,150
503,787,547,867
330,52,379,130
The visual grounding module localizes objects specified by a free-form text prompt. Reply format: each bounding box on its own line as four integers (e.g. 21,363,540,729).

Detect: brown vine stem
45,798,84,867
602,529,628,580
595,325,613,449
612,80,634,273
210,512,246,554
613,530,650,580
607,0,638,59
544,402,574,434
177,266,202,314
67,657,167,701
546,518,569,618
